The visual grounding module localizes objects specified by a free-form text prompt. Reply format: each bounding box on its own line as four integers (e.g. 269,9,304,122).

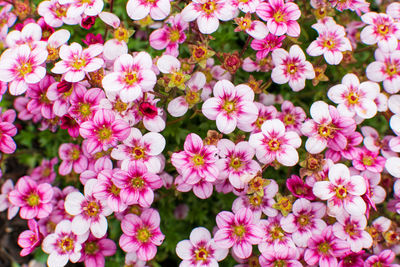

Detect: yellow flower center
323,39,336,49
335,186,347,199
233,225,246,237
347,92,359,104
114,99,128,112
114,27,130,42
85,201,100,217
195,247,209,261
192,154,204,166
18,62,32,77
169,29,180,42
84,241,99,254
268,139,280,151
284,114,295,125
26,193,40,207
362,155,374,166
131,177,145,188
185,90,200,106
270,226,285,240
297,214,310,227
223,101,236,113
386,64,398,76
318,241,331,253
54,4,67,17
132,147,145,159
71,57,86,70
71,148,80,160
318,124,333,138
59,237,74,252
137,228,151,242
97,126,112,141
124,72,138,85
377,24,389,35
110,184,121,196
273,11,285,22
286,63,297,74
249,194,262,207
230,157,242,169
202,1,216,14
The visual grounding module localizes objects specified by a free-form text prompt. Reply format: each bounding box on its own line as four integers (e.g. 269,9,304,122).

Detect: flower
250,34,285,60
119,208,165,261
256,0,301,37
18,219,42,256
213,208,263,259
202,79,258,134
79,235,117,267
64,179,112,238
0,45,47,95
58,0,104,17
271,45,315,91
249,119,301,166
328,73,380,119
126,0,170,21
42,220,88,267
9,176,53,219
0,179,19,219
176,227,228,266
26,75,55,119
181,0,236,34
0,108,17,154
58,143,88,176
51,42,104,83
313,163,367,216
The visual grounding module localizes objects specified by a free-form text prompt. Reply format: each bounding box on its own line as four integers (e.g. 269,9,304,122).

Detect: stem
240,36,252,58
354,46,373,53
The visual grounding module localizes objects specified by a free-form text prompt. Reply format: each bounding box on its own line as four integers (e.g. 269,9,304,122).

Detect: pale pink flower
176,227,228,266
0,5,17,37
306,17,352,65
332,213,372,252
256,0,301,37
325,132,362,162
328,73,380,119
0,45,47,95
132,95,166,132
58,143,88,176
280,198,327,248
149,14,188,57
238,102,277,133
5,23,45,48
234,15,268,40
387,2,400,20
119,208,165,261
213,208,263,259
59,0,104,17
329,0,369,15
79,109,130,154
361,170,386,206
361,12,400,51
181,0,236,34
64,179,112,238
202,80,258,134
366,47,400,94
249,119,301,166
79,235,117,267
259,247,302,267
0,179,19,219
362,126,396,158
42,220,88,267
230,0,259,13
251,34,285,60
352,147,386,173
175,174,215,199
277,100,306,134
102,52,156,103
38,0,80,27
216,139,261,189
18,219,42,256
112,161,163,207
386,157,400,178
46,29,71,61
304,226,349,267
301,101,356,154
271,45,315,91
30,157,58,184
171,133,219,185
52,43,104,82
111,127,165,173
26,75,56,119
126,0,170,21
9,176,53,220
313,163,367,216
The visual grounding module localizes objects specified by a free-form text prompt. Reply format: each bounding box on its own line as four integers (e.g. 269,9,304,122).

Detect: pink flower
68,87,104,123
111,127,165,173
149,14,188,57
0,108,17,154
366,47,400,94
301,101,356,154
171,133,219,185
6,23,45,48
249,119,301,166
286,175,315,200
313,163,367,216
277,100,306,135
79,109,130,154
213,208,263,259
26,75,55,119
119,208,165,261
52,43,104,82
361,12,400,51
304,226,349,267
38,0,79,27
0,45,47,95
352,147,386,173
42,220,88,267
306,17,352,65
251,34,285,60
332,213,372,252
102,52,156,103
64,179,112,238
79,235,117,267
133,95,166,132
328,73,380,119
30,157,58,184
59,0,104,17
259,247,302,267
175,174,215,199
0,5,17,37
181,0,236,34
280,198,326,247
238,102,277,133
112,161,163,207
0,179,19,219
176,227,228,266
126,0,170,21
58,143,88,176
365,249,400,267
9,176,53,219
256,0,301,37
202,79,258,134
18,219,42,256
271,45,315,91
216,139,261,189
234,14,268,40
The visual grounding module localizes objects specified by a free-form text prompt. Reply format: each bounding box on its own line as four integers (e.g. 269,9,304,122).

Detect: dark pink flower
18,219,42,256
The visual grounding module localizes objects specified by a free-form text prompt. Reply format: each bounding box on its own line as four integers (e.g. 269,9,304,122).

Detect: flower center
286,63,297,74
132,147,145,159
249,194,262,206
131,177,145,188
237,17,252,30
193,46,207,61
223,101,236,113
270,226,285,240
362,155,374,166
195,247,209,261
26,192,40,207
85,201,100,217
137,228,151,242
230,157,242,169
335,185,347,199
323,39,336,49
233,225,246,237
192,154,204,166
274,260,286,267
185,90,200,106
71,57,86,70
386,64,398,76
59,236,74,252
84,241,99,255
318,241,331,254
318,124,332,138
71,148,80,160
114,99,128,112
55,4,67,17
347,92,359,104
124,72,138,85
344,223,358,237
114,27,130,42
273,10,285,22
377,24,389,35
202,1,216,14
109,184,121,196
297,214,310,227
139,102,158,119
79,103,91,117
255,116,266,129
18,62,32,77
268,138,280,151
284,114,294,125
97,126,112,141
169,29,180,42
